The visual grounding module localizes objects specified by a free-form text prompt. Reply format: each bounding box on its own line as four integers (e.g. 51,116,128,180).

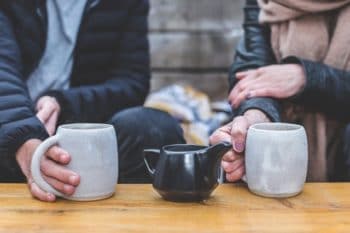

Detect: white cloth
26,0,88,100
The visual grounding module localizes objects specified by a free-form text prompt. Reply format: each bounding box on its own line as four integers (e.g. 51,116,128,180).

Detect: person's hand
229,64,306,108
16,139,80,202
36,96,61,136
209,109,270,182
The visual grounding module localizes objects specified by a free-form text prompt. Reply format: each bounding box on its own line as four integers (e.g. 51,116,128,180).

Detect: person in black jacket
210,0,350,182
0,0,185,202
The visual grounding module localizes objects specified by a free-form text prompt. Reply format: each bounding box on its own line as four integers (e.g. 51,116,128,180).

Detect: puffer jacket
0,0,150,154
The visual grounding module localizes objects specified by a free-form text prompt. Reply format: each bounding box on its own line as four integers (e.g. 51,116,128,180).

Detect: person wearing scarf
210,0,350,182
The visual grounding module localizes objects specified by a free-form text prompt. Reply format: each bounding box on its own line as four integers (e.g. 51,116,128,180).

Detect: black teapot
143,142,232,202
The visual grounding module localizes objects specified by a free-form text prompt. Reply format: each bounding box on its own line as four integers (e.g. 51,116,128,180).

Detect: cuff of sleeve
0,116,49,155
234,97,281,122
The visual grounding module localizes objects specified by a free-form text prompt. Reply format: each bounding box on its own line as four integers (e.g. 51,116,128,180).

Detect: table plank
0,184,349,233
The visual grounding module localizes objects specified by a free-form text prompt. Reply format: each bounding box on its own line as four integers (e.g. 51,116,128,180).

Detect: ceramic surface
31,123,118,201
143,142,231,202
245,123,308,198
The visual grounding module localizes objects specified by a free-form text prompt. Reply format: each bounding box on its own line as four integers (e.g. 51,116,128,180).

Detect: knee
108,107,185,144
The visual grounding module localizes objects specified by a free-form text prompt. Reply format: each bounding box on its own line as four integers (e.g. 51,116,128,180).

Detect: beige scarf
257,0,350,181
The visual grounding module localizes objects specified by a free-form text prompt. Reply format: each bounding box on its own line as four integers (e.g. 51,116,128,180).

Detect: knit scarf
258,0,350,181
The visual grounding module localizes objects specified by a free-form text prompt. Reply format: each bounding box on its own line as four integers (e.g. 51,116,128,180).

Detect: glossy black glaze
143,142,232,202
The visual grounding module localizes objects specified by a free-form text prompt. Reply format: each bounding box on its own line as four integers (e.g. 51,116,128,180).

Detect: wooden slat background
149,0,245,100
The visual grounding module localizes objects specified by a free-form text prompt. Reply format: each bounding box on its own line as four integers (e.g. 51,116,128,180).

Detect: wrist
243,109,271,126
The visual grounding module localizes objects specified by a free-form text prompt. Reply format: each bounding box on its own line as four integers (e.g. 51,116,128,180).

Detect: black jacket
230,0,350,121
0,0,150,154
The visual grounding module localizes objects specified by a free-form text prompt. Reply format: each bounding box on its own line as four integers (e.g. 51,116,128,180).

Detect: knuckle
29,183,36,194
236,83,244,92
257,68,265,75
222,153,234,162
231,125,245,138
237,166,245,176
40,160,50,174
209,134,219,144
232,116,244,124
53,181,65,193
47,147,60,160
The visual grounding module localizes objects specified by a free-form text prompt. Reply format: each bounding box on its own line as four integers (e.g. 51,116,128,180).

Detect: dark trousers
0,107,185,183
334,124,350,181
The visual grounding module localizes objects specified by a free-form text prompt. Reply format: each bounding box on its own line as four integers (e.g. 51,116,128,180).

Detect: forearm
230,0,280,122
229,0,276,90
0,10,48,154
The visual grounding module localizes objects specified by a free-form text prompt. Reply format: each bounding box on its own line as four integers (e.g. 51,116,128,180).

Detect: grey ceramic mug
243,123,308,198
31,123,118,201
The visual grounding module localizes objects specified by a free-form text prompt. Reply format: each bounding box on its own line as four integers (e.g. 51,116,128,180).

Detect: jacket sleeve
0,10,48,154
284,56,350,120
45,0,150,123
229,0,280,122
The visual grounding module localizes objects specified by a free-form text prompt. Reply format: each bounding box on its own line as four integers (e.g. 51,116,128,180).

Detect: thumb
230,116,249,153
36,104,55,124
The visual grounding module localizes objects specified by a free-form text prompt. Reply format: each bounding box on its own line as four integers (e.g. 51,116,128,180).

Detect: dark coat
231,0,350,121
0,0,150,154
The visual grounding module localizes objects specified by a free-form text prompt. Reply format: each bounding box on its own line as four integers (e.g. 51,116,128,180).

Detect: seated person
210,0,350,182
0,0,185,201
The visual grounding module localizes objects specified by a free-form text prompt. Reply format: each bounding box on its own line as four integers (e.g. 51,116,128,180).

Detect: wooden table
1,183,350,233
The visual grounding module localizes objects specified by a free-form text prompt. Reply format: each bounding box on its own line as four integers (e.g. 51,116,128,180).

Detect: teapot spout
206,141,232,164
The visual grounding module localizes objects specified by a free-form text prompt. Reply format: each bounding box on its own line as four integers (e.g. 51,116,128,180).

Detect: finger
236,70,255,80
248,86,282,99
36,98,45,111
42,174,76,196
222,158,244,173
226,165,245,182
229,85,243,108
232,89,251,109
45,111,59,136
46,146,71,164
229,72,259,107
222,150,243,162
209,123,233,145
36,105,56,124
231,76,262,108
41,158,80,186
231,116,249,153
28,178,56,202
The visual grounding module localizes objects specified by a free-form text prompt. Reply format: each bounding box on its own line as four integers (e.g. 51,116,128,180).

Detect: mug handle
143,149,160,178
30,135,64,197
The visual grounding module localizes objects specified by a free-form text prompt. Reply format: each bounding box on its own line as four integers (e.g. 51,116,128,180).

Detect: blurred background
149,0,245,101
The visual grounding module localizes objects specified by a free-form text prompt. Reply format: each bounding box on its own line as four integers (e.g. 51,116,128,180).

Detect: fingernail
246,92,252,99
60,153,70,162
234,142,245,153
69,175,79,185
47,193,55,201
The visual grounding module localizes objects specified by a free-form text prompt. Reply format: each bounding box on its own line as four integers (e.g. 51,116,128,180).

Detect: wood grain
0,184,350,233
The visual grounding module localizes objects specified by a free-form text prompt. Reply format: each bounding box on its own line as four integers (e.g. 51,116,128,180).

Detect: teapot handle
143,149,160,178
